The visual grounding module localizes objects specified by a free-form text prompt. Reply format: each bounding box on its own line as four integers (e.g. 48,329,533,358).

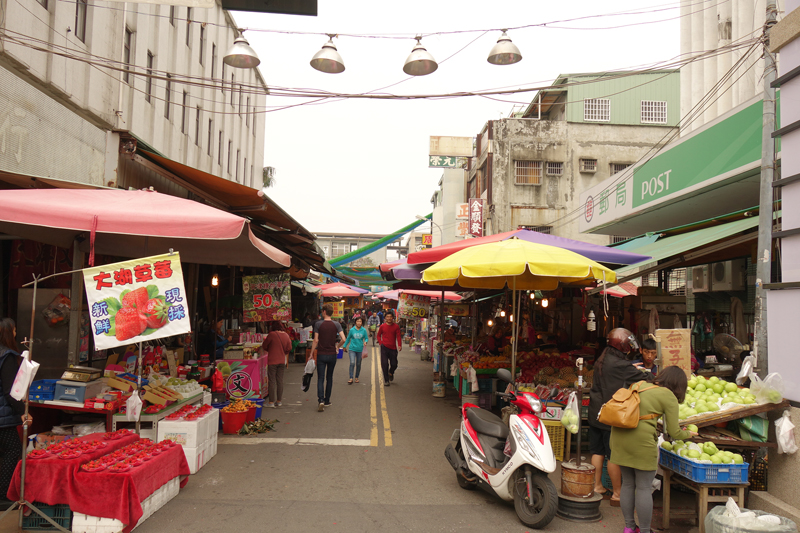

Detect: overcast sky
240,1,680,236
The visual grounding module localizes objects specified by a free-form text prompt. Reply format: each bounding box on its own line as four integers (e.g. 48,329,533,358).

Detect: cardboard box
83,398,121,411
34,432,76,450
539,406,563,421
107,376,135,392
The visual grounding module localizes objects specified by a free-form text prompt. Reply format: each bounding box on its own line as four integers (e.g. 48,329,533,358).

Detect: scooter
444,368,558,529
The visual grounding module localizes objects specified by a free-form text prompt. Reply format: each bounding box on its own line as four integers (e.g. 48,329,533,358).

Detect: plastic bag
126,393,142,422
41,293,71,326
10,351,39,401
74,421,106,436
704,499,797,533
736,355,755,385
561,392,580,434
776,411,798,455
301,359,316,392
750,372,785,405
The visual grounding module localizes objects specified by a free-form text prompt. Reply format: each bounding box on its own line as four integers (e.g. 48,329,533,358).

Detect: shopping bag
362,345,368,359
776,411,798,454
561,392,580,434
750,372,785,404
10,351,39,402
126,393,143,422
302,359,316,392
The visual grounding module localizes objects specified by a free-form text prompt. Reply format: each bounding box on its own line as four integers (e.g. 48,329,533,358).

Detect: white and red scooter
444,369,558,529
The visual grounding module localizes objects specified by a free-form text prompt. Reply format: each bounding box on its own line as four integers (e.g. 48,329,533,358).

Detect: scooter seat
466,407,509,439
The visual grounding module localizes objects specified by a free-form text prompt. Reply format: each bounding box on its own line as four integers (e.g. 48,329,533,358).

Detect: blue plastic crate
22,503,71,530
29,379,59,401
659,448,749,484
477,378,494,393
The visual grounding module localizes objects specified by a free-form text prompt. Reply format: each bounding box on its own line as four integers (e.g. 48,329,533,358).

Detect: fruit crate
543,420,565,462
29,379,59,401
658,448,749,483
477,393,492,410
477,378,494,394
22,503,71,530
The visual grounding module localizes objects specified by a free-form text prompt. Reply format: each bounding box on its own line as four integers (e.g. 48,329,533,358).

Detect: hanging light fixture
403,35,438,76
224,32,260,69
211,275,219,287
587,310,596,332
487,319,494,327
500,309,506,317
530,291,535,300
487,30,522,65
541,299,549,308
310,34,345,74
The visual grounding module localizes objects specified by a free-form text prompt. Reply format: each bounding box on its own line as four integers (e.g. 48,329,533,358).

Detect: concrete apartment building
462,71,679,244
0,0,266,190
315,233,402,267
429,168,467,247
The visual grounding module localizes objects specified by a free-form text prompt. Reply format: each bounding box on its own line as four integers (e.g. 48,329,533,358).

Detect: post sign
455,220,469,238
469,198,484,237
456,203,469,219
429,156,466,168
656,328,692,378
430,136,473,157
242,274,291,323
422,234,433,247
397,293,431,320
444,304,469,317
83,253,191,350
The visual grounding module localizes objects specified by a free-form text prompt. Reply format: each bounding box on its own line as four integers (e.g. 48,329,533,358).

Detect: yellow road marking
378,346,393,447
370,346,378,447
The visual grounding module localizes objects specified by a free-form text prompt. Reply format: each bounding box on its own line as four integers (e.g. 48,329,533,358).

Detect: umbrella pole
136,341,142,435
511,282,516,383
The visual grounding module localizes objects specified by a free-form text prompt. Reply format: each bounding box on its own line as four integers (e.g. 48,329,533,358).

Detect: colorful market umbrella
320,283,363,297
315,282,370,294
421,238,617,380
421,239,617,291
371,289,462,301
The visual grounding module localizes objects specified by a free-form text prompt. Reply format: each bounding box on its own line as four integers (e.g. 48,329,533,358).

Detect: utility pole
753,0,778,374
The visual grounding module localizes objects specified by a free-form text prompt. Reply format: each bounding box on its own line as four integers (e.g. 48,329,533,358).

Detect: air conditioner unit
711,259,746,291
691,265,709,293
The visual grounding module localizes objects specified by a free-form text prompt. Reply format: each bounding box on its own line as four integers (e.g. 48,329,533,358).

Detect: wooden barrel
560,460,596,498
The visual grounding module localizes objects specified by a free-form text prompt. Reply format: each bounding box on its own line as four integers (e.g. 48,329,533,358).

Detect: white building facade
0,0,266,189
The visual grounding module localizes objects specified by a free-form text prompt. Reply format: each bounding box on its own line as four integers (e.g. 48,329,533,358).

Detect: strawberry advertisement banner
397,293,430,320
242,274,291,323
83,253,191,350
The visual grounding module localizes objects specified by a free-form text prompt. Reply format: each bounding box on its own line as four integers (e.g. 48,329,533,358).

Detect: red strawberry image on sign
143,298,169,329
122,287,149,310
115,307,147,341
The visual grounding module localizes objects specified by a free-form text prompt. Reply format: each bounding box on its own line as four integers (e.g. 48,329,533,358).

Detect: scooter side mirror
496,368,513,384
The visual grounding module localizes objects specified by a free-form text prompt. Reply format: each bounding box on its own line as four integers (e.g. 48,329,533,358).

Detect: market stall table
112,393,204,441
661,469,748,533
29,400,117,432
8,433,190,533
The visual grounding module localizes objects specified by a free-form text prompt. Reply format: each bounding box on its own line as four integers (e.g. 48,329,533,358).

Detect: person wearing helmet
588,328,655,504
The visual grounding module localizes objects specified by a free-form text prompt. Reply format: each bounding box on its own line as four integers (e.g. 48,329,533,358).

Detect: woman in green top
343,317,369,384
610,366,694,533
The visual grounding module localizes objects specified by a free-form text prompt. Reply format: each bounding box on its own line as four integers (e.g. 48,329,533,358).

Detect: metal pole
754,0,778,374
19,277,37,528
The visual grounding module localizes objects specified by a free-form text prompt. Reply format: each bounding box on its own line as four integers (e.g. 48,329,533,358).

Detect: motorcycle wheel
512,469,557,529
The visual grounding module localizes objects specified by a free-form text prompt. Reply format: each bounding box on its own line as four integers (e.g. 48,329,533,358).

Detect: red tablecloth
8,433,190,532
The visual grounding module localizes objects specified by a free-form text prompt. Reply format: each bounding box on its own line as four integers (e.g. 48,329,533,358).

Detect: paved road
7,346,697,533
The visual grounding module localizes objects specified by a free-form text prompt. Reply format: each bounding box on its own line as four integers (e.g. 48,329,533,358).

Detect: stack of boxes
156,407,218,474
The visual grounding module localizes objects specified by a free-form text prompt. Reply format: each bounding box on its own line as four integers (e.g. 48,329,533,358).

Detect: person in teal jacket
343,317,369,384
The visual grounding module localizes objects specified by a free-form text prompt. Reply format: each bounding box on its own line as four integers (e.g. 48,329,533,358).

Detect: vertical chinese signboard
83,253,191,350
328,301,344,319
397,293,430,320
422,234,433,247
469,198,484,237
242,274,291,323
656,328,692,378
344,296,363,309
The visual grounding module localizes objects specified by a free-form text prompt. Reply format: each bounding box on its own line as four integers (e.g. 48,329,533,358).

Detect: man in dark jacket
588,328,654,503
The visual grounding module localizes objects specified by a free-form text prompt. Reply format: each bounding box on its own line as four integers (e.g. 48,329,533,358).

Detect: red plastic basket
221,411,247,434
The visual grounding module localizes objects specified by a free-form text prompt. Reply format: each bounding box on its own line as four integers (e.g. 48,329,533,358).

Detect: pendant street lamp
403,36,438,76
487,30,522,65
310,34,345,74
224,32,260,69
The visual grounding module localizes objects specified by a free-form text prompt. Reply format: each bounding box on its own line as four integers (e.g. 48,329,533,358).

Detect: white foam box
183,444,205,474
203,390,212,405
205,410,219,441
196,413,210,446
208,434,217,459
157,418,202,448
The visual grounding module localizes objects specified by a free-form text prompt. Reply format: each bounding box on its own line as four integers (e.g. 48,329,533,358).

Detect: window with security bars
584,98,610,122
641,100,668,124
580,158,597,173
668,268,686,296
610,163,631,175
331,242,350,258
520,225,552,234
611,235,628,244
515,160,543,185
546,162,563,176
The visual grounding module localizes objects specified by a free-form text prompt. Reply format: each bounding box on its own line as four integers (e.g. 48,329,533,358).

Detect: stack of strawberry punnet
157,404,218,474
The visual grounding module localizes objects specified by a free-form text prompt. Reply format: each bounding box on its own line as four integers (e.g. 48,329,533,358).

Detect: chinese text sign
397,293,431,320
656,328,692,378
469,198,483,237
83,253,190,351
243,274,292,323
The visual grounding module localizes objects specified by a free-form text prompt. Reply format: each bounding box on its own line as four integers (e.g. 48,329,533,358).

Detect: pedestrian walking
376,311,402,386
367,313,379,346
310,305,345,411
611,367,694,533
261,321,292,408
343,317,369,384
0,319,32,511
588,328,655,505
214,318,231,363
